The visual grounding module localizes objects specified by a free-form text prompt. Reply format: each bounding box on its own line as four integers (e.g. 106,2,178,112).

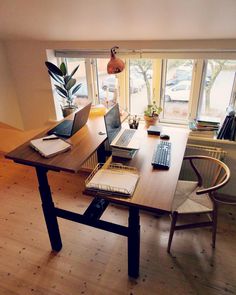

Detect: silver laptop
104,104,139,150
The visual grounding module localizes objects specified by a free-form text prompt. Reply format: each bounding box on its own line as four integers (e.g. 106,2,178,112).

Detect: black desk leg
97,142,106,163
35,167,62,251
128,207,140,278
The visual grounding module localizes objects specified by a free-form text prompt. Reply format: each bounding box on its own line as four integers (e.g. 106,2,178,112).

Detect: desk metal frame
36,165,140,278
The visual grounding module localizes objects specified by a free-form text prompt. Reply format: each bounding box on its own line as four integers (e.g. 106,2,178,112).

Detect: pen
43,137,59,141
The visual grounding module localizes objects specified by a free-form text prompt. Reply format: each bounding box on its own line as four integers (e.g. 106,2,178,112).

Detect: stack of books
111,147,137,159
189,119,220,138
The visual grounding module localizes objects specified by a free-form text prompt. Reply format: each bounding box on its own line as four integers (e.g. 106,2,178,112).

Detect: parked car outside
102,76,140,94
76,83,114,103
76,83,88,98
102,76,117,92
165,81,191,102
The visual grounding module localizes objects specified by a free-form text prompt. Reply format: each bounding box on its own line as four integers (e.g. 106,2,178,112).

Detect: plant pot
144,115,159,127
61,105,78,118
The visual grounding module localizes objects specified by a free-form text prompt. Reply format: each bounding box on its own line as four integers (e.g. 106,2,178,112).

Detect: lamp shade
107,46,125,74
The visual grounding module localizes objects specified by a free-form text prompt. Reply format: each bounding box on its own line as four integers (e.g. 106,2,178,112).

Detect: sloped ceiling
0,0,236,41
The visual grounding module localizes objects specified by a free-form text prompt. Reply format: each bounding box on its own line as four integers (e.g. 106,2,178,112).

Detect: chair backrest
183,155,231,196
180,144,226,187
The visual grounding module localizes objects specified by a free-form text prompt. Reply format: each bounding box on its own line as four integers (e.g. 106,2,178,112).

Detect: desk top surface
6,110,189,213
5,112,108,173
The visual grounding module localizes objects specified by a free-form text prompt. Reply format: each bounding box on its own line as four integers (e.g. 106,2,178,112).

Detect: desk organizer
85,163,139,197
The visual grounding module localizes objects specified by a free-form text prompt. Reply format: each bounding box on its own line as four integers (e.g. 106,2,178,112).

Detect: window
161,59,194,123
66,58,88,103
55,52,236,127
198,60,236,121
96,58,118,108
129,59,153,115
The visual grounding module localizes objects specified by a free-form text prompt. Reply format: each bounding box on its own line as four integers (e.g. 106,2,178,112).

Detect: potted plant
144,101,162,126
45,61,82,117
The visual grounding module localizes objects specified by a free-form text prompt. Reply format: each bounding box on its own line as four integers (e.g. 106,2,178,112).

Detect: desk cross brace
35,166,140,278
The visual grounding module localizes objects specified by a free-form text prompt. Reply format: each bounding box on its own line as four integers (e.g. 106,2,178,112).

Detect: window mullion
86,58,99,105
152,59,162,106
189,60,204,120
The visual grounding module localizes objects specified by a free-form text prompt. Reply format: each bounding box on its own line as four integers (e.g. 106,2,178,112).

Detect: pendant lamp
107,46,125,74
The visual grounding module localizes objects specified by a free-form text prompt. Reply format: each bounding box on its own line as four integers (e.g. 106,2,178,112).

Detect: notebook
30,135,72,158
104,104,139,150
47,102,92,138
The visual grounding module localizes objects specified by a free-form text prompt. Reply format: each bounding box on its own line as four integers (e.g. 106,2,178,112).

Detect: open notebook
30,135,72,158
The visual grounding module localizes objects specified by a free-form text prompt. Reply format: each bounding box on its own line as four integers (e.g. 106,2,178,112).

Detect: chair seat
172,180,213,214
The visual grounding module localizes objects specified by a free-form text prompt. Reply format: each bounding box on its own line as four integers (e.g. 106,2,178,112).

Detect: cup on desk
128,115,140,129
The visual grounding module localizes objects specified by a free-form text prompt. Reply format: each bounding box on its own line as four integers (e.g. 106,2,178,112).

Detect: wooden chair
167,155,231,253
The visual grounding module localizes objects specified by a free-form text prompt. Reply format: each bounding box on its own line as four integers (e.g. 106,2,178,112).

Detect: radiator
81,152,98,171
81,140,110,171
179,144,227,186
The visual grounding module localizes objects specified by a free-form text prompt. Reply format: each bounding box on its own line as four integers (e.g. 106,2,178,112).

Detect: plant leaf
70,65,80,78
45,61,63,76
48,71,64,84
55,85,68,97
56,89,67,98
66,78,76,90
60,62,67,76
64,75,71,85
72,83,82,95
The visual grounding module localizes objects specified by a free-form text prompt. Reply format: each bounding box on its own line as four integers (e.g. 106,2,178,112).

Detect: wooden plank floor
0,154,236,295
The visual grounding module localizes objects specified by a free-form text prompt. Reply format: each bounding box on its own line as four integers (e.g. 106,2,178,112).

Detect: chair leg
167,211,178,253
212,203,218,249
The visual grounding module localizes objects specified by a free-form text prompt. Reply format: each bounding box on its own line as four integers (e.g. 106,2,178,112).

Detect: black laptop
47,102,92,138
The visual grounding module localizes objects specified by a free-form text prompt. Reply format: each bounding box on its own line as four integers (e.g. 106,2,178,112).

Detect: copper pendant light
107,46,125,74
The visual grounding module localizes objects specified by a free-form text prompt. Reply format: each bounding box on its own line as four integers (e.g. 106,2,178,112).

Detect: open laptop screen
104,104,122,144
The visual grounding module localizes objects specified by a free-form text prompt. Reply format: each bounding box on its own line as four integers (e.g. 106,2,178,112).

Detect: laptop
47,102,92,138
104,104,139,150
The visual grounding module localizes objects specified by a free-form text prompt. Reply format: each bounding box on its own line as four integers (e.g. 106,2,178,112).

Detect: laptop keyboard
115,129,136,147
48,120,72,136
58,121,73,134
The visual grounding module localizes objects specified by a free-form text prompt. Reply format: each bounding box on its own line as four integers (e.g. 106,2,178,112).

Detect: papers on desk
85,163,139,197
30,135,72,158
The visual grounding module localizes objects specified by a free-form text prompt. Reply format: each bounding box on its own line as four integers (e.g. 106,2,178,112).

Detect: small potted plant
45,61,82,117
144,101,162,126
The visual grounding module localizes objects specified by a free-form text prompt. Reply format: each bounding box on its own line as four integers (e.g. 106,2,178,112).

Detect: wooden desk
6,113,108,172
6,113,188,278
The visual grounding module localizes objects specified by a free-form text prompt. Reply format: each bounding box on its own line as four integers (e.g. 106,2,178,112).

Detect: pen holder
128,115,140,129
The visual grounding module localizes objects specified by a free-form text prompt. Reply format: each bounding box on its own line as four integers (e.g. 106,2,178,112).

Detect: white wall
4,41,58,130
0,42,23,129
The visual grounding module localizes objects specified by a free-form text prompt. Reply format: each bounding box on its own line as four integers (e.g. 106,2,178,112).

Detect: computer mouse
98,131,106,135
160,134,170,140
